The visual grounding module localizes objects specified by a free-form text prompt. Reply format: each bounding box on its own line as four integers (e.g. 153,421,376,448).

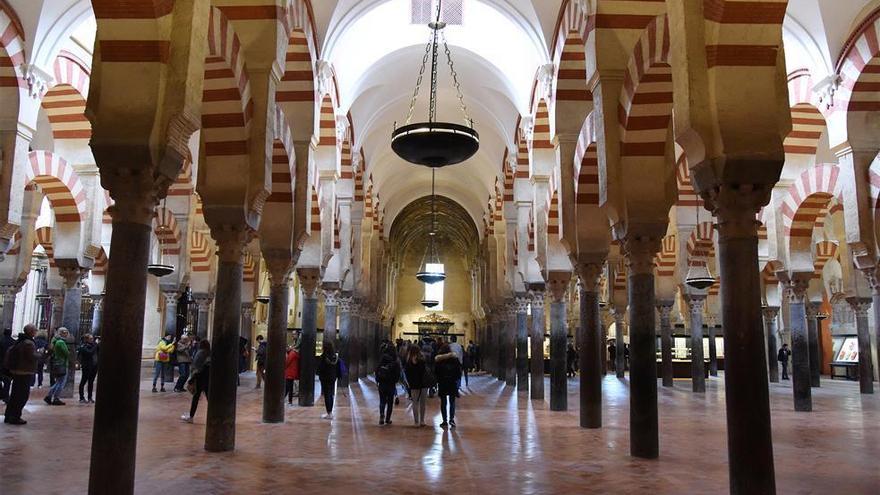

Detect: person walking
434,344,462,429
566,342,578,377
254,334,267,389
608,341,617,373
778,343,791,380
3,324,38,424
172,334,192,392
152,333,175,393
316,340,342,419
181,339,211,423
76,333,99,403
376,343,401,425
461,343,472,388
285,344,300,405
34,332,48,388
44,328,70,405
404,344,430,427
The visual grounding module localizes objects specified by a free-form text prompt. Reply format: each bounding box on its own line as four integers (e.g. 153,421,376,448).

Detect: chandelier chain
441,30,472,126
404,34,434,126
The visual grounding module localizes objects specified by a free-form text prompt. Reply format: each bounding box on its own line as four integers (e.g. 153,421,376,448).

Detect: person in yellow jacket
152,332,176,393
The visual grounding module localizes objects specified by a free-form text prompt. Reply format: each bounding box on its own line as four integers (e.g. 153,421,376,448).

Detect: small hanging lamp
416,169,446,284
148,200,176,278
392,0,479,168
421,298,440,309
685,198,715,290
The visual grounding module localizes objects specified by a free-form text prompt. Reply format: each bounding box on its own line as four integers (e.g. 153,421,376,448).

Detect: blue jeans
175,362,191,391
47,372,67,400
152,361,168,388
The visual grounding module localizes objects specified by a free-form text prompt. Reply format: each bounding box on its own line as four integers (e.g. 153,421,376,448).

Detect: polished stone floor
1,371,878,494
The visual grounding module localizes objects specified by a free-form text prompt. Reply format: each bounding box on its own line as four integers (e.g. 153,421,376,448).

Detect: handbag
423,365,437,388
158,352,169,361
186,377,196,394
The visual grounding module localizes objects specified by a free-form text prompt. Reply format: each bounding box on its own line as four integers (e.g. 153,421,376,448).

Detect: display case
830,334,859,380
657,333,724,377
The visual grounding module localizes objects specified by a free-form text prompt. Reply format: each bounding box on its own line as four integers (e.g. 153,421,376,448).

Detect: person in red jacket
285,345,300,405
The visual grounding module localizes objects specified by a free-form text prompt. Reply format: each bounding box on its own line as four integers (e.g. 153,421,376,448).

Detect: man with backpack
0,328,14,402
4,324,38,424
44,328,70,406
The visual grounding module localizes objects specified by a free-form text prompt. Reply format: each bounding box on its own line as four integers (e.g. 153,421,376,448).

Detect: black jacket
317,352,340,382
404,359,427,389
434,352,462,396
375,352,401,394
77,342,99,370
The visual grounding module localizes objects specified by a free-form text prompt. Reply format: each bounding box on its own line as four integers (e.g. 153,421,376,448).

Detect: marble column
529,291,545,401
713,186,775,494
515,296,529,394
548,277,569,411
763,306,780,383
613,309,625,378
657,301,674,387
707,323,718,377
59,265,85,398
805,302,821,388
297,268,320,407
49,290,63,335
337,296,352,387
687,294,706,393
786,278,812,411
0,285,19,332
505,303,517,386
577,263,604,429
494,314,504,380
192,294,212,340
625,237,660,459
357,315,368,379
323,289,339,343
88,182,158,494
349,308,361,382
90,295,103,336
866,271,880,390
847,297,874,394
262,258,291,424
160,288,179,338
205,229,250,453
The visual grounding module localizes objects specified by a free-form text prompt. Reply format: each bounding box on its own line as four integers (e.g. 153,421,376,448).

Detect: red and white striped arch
340,132,353,180
687,222,716,267
612,260,627,295
761,260,784,286
316,94,337,147
675,153,701,207
152,207,181,256
551,0,591,105
780,163,843,239
310,185,321,234
243,252,256,283
34,226,55,267
190,231,211,273
574,112,599,206
618,15,673,158
41,53,92,141
0,6,25,90
532,99,553,150
656,234,676,278
168,153,194,197
27,151,86,223
202,7,252,165
267,105,296,205
784,103,826,156
5,230,21,256
813,240,838,280
92,248,108,277
835,8,880,115
502,151,514,202
515,131,529,179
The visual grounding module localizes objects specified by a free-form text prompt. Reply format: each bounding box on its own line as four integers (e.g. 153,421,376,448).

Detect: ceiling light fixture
392,0,479,168
416,169,446,284
148,199,176,278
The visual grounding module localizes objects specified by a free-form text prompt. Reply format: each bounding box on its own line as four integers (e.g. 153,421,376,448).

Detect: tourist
608,341,617,372
566,342,577,377
254,334,267,389
434,344,462,428
376,343,401,425
0,328,13,402
173,334,192,392
421,337,437,397
778,343,791,380
461,341,472,388
316,340,342,419
449,335,464,362
44,328,70,405
34,331,48,387
404,344,429,427
3,324,38,424
285,344,300,405
77,333,99,403
152,332,175,393
181,339,211,423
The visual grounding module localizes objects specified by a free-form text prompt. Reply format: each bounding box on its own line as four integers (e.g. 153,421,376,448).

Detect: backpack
376,363,392,382
423,364,437,388
3,340,20,371
338,357,348,377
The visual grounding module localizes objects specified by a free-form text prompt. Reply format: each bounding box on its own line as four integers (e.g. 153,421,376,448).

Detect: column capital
515,295,530,314
686,294,706,312
546,270,571,303
192,292,214,310
241,302,255,319
702,183,769,240
102,167,167,226
846,296,872,317
623,235,662,275
297,267,322,299
323,288,340,307
91,294,104,311
212,225,255,263
530,290,545,310
656,301,673,319
784,277,810,303
861,267,880,295
337,295,353,313
263,249,293,287
761,305,780,320
0,282,23,297
805,301,820,318
575,262,605,292
57,264,87,290
48,289,64,307
160,290,179,306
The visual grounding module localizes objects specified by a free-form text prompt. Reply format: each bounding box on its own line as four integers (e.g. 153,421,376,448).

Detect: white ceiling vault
316,0,561,231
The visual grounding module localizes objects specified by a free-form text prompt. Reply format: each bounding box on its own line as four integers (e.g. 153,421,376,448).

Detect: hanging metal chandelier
392,0,479,168
416,169,446,285
148,199,176,278
684,200,715,290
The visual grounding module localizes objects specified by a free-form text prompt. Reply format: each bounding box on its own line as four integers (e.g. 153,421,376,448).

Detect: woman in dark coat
434,343,462,428
403,345,429,427
181,339,211,423
375,343,401,425
316,341,342,419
